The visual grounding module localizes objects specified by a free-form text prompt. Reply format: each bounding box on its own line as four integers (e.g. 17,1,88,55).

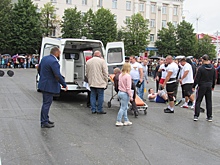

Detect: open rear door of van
105,42,125,74
39,37,61,61
37,37,62,91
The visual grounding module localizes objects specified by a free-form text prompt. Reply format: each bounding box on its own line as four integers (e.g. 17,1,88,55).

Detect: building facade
33,0,184,49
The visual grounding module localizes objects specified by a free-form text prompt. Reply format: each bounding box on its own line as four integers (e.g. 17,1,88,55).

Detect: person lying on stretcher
113,68,139,117
148,88,168,103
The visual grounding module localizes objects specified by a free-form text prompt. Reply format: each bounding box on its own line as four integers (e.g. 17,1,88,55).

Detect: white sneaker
123,121,132,126
180,103,188,108
191,105,195,109
115,121,123,126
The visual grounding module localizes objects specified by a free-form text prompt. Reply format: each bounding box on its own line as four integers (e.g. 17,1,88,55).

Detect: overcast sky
183,0,220,35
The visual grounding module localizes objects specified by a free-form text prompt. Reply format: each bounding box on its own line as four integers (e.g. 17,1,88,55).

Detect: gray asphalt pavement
0,69,220,165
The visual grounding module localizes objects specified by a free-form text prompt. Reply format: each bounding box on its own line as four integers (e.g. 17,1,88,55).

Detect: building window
162,6,166,14
51,0,56,3
82,0,87,5
97,0,103,7
150,34,154,42
162,20,167,28
139,3,144,12
173,21,178,28
151,4,156,13
125,16,130,24
150,19,155,28
174,6,178,15
66,0,72,4
126,1,131,11
112,0,117,9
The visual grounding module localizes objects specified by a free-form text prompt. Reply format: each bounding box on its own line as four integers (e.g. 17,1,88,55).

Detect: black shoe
41,123,54,128
194,116,198,121
134,111,138,117
175,100,182,106
164,108,174,113
206,117,212,122
48,121,54,125
97,111,107,114
92,111,97,114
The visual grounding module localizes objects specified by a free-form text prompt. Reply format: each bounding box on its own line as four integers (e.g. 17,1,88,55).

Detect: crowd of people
139,55,216,121
0,54,39,69
37,46,217,128
111,54,216,125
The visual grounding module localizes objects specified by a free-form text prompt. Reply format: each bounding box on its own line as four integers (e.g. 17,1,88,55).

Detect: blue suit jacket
38,55,66,94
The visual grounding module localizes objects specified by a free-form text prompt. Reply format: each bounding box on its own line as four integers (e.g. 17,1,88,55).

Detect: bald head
166,55,173,64
50,47,61,58
93,51,102,57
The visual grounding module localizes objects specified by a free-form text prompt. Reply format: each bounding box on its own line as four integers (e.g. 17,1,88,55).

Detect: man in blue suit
38,47,67,128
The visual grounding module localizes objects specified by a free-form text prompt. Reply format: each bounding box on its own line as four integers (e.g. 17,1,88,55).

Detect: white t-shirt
159,64,168,79
166,62,179,84
181,62,194,84
178,64,184,79
148,93,157,102
130,62,142,80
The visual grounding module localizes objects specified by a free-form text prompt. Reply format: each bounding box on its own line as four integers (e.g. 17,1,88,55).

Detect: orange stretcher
108,74,148,115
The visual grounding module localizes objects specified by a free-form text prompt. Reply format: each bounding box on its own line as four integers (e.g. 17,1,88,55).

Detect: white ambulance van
36,37,125,93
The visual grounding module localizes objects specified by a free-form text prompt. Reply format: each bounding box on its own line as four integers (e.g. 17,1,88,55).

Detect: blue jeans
41,92,53,125
90,87,104,112
117,91,129,122
133,79,144,100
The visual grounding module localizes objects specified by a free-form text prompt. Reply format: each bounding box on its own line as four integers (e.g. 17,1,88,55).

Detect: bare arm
163,71,172,86
179,70,189,84
139,68,143,82
148,93,157,99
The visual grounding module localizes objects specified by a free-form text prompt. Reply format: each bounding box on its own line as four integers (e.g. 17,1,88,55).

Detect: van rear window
107,48,123,64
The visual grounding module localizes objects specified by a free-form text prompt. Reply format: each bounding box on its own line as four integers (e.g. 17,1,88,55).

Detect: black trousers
195,86,212,118
156,80,159,92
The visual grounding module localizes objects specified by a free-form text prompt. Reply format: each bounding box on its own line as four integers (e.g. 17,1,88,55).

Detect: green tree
10,0,43,54
176,20,197,56
40,2,60,37
116,29,124,41
61,7,82,38
155,22,177,56
122,13,150,56
197,35,216,59
0,0,12,53
81,9,94,39
92,8,117,46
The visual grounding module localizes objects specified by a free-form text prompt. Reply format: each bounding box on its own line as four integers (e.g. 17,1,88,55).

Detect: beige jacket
86,57,108,88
